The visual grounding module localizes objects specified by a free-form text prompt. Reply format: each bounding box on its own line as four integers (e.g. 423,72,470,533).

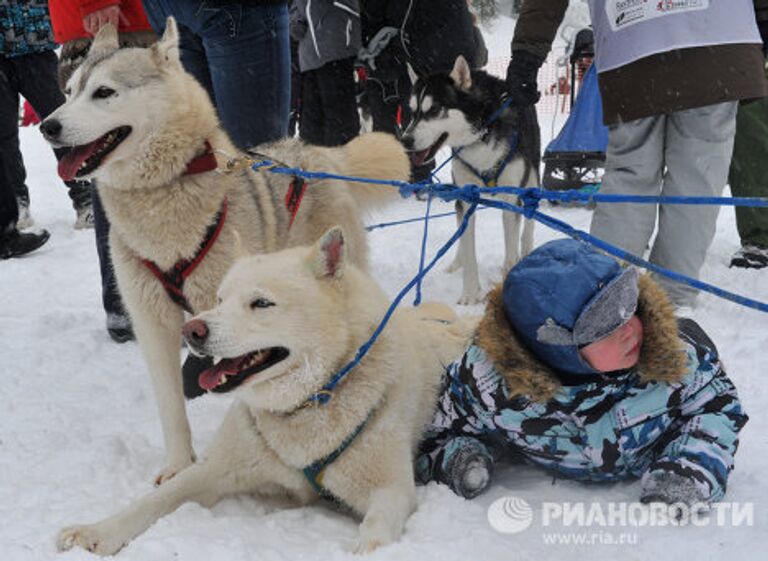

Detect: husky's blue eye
250,298,274,310
93,86,116,99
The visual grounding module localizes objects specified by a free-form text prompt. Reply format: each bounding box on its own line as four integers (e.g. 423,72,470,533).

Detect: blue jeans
142,0,290,149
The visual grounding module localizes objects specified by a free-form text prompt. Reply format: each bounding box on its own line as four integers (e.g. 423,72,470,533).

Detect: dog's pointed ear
89,23,119,57
310,227,346,280
232,229,250,259
449,55,472,91
407,62,419,86
151,17,182,70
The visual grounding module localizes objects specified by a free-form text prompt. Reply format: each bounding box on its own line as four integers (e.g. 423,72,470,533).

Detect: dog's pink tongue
57,141,100,181
409,149,428,168
198,359,240,391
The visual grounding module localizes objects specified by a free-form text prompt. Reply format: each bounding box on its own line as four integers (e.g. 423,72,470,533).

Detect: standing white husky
41,19,409,483
56,227,473,555
401,56,540,305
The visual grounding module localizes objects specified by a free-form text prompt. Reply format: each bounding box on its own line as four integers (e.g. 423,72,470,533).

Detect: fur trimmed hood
476,274,688,402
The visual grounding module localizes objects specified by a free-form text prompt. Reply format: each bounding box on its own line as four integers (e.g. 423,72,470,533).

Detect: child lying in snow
417,239,747,506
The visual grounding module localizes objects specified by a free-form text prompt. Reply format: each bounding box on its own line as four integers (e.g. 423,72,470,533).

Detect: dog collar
183,141,218,175
142,197,228,313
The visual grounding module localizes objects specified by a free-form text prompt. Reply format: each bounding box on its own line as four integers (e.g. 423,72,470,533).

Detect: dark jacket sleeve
511,0,569,61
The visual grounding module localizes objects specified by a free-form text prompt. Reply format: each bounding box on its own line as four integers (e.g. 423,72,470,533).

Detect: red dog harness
142,142,227,313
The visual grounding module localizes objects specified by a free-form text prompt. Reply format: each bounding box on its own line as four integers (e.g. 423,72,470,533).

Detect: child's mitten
640,472,707,512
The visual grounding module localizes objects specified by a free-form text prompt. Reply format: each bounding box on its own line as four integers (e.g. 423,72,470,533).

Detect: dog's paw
350,536,387,555
57,525,126,556
457,288,483,306
154,454,195,486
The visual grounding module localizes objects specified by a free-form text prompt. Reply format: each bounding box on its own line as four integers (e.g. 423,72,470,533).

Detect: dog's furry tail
339,132,410,210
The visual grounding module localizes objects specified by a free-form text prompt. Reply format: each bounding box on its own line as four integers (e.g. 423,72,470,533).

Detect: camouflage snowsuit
417,282,748,503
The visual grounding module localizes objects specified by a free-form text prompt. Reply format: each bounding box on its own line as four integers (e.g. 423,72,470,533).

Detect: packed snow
2,15,767,561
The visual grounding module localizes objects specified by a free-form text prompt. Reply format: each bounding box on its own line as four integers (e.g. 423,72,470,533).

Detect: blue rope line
413,192,433,306
365,206,492,232
251,161,768,209
250,150,768,408
305,202,480,405
365,209,459,231
474,195,768,314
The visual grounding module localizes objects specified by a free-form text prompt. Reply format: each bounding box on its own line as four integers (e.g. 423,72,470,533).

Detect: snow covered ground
2,14,768,561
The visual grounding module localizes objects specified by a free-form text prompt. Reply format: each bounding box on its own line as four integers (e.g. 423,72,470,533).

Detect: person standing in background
140,0,290,150
507,0,768,310
729,0,768,269
359,0,484,181
1,1,83,260
290,0,360,147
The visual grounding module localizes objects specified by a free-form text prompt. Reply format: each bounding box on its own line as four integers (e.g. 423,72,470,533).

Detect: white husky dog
401,56,540,305
41,19,410,483
56,227,472,555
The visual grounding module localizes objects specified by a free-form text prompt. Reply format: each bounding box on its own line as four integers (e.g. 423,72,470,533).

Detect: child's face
579,315,643,372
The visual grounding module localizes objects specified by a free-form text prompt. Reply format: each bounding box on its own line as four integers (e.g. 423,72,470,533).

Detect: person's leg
198,1,290,148
0,55,50,256
91,185,133,341
0,56,28,219
316,57,359,146
142,0,216,101
16,50,93,218
298,68,324,145
650,102,738,307
728,96,768,265
589,115,666,258
288,38,302,137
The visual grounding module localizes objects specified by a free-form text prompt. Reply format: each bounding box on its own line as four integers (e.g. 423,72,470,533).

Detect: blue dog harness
301,411,373,501
454,131,520,187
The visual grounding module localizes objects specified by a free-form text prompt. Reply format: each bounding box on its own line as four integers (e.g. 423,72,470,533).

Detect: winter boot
0,228,50,259
74,200,95,230
730,243,768,269
66,180,95,230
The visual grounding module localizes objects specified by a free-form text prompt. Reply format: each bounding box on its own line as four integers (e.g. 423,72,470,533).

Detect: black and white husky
401,56,540,304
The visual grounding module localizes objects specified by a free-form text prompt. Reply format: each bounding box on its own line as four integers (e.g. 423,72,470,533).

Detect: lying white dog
57,227,473,555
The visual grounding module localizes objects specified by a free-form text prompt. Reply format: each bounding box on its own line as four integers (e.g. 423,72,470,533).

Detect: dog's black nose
401,134,414,150
182,318,209,345
40,119,62,140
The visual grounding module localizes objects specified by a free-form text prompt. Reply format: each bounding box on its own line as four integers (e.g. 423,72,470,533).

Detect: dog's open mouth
197,347,290,393
57,126,132,181
407,132,448,168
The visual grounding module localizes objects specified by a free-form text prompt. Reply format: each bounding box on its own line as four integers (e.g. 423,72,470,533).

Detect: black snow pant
299,57,360,147
0,50,90,234
91,185,128,318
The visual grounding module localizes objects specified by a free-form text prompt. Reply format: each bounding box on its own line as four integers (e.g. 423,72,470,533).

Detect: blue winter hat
502,239,639,376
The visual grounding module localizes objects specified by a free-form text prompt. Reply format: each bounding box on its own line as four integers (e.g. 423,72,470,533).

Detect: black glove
505,50,543,107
